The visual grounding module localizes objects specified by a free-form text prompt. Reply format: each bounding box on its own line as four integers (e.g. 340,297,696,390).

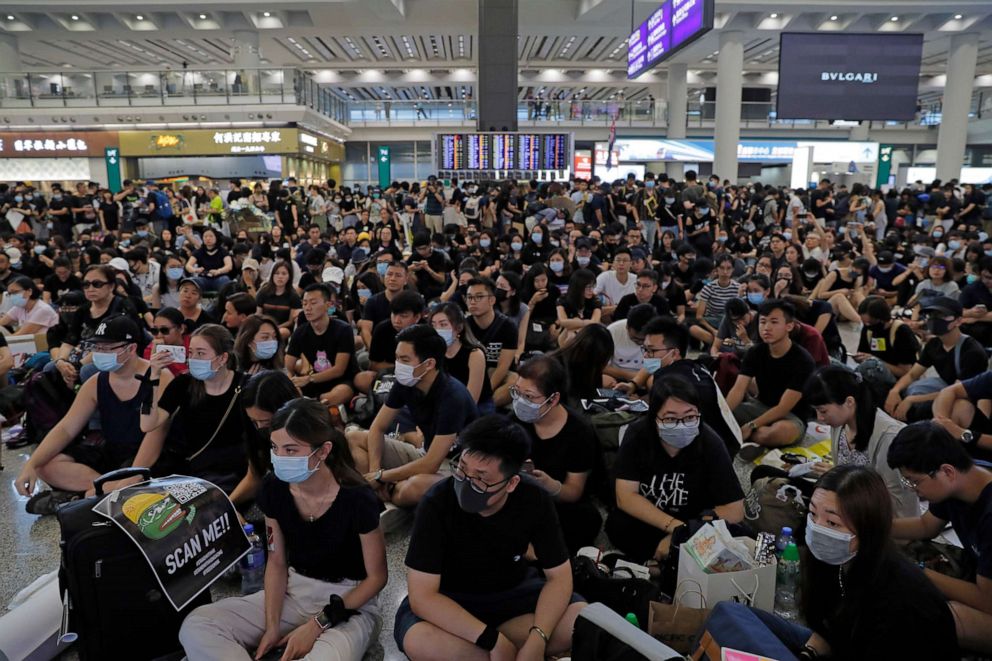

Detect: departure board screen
436,133,571,172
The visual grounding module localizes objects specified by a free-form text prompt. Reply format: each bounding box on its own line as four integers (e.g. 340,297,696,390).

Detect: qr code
164,481,207,504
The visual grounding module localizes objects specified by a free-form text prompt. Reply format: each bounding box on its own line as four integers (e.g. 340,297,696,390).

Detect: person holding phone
141,307,190,376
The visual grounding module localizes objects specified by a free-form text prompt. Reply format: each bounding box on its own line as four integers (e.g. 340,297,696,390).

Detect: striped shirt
698,281,739,325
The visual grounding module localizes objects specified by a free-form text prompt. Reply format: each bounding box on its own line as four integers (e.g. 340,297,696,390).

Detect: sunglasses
149,326,177,335
81,280,111,289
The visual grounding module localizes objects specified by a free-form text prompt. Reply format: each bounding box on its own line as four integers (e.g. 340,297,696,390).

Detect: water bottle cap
783,542,800,561
781,527,792,535
244,524,254,534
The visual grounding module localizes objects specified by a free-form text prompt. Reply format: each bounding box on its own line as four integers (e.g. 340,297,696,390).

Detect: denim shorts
393,568,585,652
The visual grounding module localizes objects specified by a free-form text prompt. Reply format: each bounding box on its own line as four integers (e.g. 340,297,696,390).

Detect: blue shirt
385,372,478,452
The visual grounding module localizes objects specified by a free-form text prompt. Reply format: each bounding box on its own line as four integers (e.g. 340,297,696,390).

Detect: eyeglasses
450,457,512,494
898,470,937,491
149,326,177,335
465,294,493,303
81,280,111,289
509,385,552,406
656,414,700,430
642,345,675,357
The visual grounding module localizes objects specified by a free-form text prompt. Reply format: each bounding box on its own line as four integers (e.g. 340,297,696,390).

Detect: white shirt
595,270,637,306
9,300,59,331
608,320,643,372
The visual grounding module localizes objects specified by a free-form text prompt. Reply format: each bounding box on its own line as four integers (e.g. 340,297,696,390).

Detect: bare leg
402,621,490,661
498,602,587,656
751,421,802,448
36,455,101,494
346,430,370,473
829,293,860,323
320,383,354,408
950,601,992,654
689,325,715,345
353,370,376,395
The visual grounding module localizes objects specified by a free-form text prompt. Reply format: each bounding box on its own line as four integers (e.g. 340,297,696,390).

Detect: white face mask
394,359,426,386
805,514,857,565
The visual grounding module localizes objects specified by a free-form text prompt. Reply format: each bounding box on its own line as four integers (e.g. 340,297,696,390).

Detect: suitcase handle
93,467,152,496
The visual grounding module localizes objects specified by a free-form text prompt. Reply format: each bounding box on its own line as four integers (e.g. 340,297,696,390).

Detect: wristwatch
961,430,976,445
373,469,385,484
313,609,332,631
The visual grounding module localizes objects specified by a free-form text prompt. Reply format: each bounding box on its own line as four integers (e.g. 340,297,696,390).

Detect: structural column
477,0,518,132
0,33,22,101
713,30,743,181
936,33,979,182
232,30,262,95
666,63,688,177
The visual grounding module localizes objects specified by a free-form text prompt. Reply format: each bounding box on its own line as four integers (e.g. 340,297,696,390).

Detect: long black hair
270,398,364,487
563,268,597,315
804,366,877,452
241,370,299,476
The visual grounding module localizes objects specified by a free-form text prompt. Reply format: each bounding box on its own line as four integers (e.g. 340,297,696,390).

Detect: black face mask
927,317,952,335
494,289,508,303
867,322,887,336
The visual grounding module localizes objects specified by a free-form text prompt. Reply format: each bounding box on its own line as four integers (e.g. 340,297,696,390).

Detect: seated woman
255,261,302,340
234,314,286,376
729,465,958,660
906,255,960,320
138,324,248,496
802,366,917,517
810,242,868,324
142,307,190,376
556,268,601,347
0,276,59,335
176,278,215,332
549,323,614,405
180,398,386,661
606,375,744,563
228,369,301,509
429,302,494,414
152,254,186,310
512,355,602,553
520,263,561,352
15,315,166,514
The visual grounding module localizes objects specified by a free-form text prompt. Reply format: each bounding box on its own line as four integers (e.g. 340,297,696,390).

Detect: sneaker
25,489,82,516
379,503,412,535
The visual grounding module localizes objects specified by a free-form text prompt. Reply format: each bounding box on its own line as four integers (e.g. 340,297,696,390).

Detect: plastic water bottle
774,542,801,621
775,526,794,558
240,524,266,595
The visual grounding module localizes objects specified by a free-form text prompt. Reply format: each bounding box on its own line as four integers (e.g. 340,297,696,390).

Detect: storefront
0,131,120,187
118,127,343,185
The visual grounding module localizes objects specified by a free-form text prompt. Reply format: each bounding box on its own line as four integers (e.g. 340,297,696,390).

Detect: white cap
321,266,344,286
5,247,21,263
108,257,131,274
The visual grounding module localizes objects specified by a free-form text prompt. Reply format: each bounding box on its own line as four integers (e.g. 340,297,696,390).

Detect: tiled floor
0,322,865,660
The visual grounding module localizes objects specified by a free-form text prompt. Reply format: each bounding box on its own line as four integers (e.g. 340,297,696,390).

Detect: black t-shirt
255,287,302,325
613,293,670,321
918,335,987,384
960,282,992,312
857,321,920,367
158,372,247,478
256,475,379,582
740,341,816,417
520,408,597,487
929,482,992,579
384,372,478,451
613,418,743,520
468,312,518,369
405,478,569,594
193,246,228,272
559,295,601,321
361,291,393,329
445,344,493,406
368,319,399,364
43,273,82,303
287,319,358,383
64,295,141,347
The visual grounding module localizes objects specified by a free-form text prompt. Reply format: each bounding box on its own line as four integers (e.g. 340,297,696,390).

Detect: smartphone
521,459,535,474
156,344,186,364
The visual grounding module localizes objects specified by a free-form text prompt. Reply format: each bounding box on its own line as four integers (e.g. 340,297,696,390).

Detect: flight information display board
436,133,571,172
628,0,714,79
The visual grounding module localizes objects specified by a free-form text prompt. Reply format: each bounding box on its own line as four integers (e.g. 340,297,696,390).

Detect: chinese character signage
0,131,118,157
119,128,299,157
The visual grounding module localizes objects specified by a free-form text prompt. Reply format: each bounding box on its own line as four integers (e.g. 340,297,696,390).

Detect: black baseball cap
89,314,141,344
922,297,963,318
877,250,894,266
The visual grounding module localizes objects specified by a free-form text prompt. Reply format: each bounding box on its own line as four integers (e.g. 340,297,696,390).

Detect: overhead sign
105,147,122,192
120,128,300,157
377,146,391,189
0,131,118,158
595,139,880,164
628,0,714,79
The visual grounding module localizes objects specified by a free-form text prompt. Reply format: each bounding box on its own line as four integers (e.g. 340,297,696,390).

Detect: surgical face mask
783,232,792,241
510,241,523,252
876,265,893,273
665,197,676,205
967,274,979,285
436,327,455,346
642,357,662,373
933,231,944,240
717,235,728,243
658,418,700,449
136,230,149,238
513,393,551,423
33,245,45,255
805,515,857,566
167,267,184,281
188,357,218,381
357,287,372,300
92,349,127,372
328,305,337,316
550,239,560,248
531,233,543,245
549,260,564,274
270,448,319,484
948,240,962,251
253,339,278,360
394,359,425,386
577,255,591,267
453,475,498,514
746,292,765,306
52,194,62,201
699,208,710,216
376,262,389,277
927,317,953,335
7,292,25,307
13,196,22,203
480,238,492,249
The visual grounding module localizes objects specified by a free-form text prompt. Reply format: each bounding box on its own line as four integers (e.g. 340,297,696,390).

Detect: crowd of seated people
4,172,992,658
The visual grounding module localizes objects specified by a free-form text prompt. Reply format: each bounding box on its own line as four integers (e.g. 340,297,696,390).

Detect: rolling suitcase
56,468,212,660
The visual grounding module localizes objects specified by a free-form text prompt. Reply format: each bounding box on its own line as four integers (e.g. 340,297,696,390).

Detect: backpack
152,191,173,219
588,409,644,504
571,555,661,630
23,370,76,444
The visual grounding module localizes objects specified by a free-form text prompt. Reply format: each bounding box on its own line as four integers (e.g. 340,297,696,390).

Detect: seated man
353,290,424,394
348,325,478,510
604,303,656,383
884,297,987,423
933,370,992,462
285,283,358,409
220,292,256,335
395,415,587,660
466,277,519,407
726,299,815,448
689,254,739,348
613,269,670,321
853,296,920,400
889,422,992,654
15,315,166,514
960,256,992,347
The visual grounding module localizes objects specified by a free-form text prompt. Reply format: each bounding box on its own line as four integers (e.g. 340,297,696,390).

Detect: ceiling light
263,11,271,17
954,14,963,20
199,14,207,20
5,15,13,21
890,16,899,21
136,15,144,20
71,15,79,21
830,15,838,21
769,13,778,19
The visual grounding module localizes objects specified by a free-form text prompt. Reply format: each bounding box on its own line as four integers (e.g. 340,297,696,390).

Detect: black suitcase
57,468,212,660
